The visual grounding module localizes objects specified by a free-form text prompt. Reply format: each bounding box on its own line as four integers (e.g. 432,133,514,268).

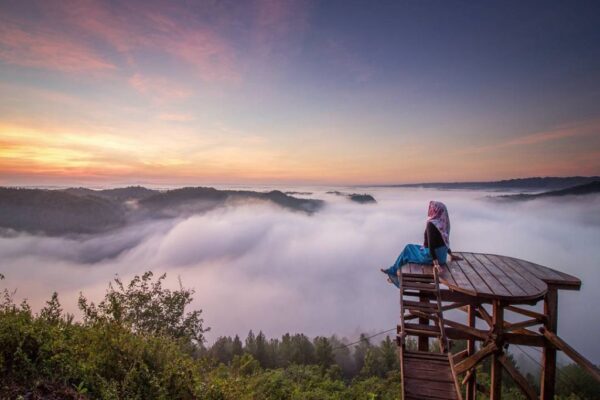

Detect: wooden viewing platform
395,251,598,400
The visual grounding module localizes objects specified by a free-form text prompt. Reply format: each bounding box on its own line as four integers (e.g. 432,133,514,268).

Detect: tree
78,271,208,345
380,336,399,374
278,333,294,367
314,336,335,369
254,331,269,367
330,335,354,378
232,334,243,357
556,363,600,399
354,334,371,373
39,292,62,324
245,330,257,356
211,336,233,364
290,334,315,365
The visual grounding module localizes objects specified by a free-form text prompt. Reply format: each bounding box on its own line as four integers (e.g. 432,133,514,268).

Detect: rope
331,328,396,352
513,344,570,388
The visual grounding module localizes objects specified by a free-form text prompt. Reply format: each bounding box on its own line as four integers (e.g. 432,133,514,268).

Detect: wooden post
541,287,558,400
466,304,477,400
491,301,504,400
418,293,430,352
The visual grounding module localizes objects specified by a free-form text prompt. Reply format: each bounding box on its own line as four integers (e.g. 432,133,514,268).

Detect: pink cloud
129,73,192,102
158,113,194,122
0,1,239,81
0,21,114,72
56,1,238,82
505,120,600,146
458,119,600,155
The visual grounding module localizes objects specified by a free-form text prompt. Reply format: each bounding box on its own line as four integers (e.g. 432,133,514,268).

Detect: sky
1,0,599,186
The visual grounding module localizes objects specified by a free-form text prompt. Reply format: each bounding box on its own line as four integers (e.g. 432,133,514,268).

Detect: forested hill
380,176,600,191
1,271,597,399
0,186,323,236
499,181,600,200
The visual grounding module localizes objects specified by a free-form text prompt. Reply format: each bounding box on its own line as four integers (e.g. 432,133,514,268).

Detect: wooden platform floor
402,350,459,400
402,251,581,302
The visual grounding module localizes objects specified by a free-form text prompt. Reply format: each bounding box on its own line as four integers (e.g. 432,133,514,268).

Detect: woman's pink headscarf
427,201,450,248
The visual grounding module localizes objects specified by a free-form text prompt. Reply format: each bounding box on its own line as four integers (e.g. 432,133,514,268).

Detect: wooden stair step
402,281,438,291
403,299,439,311
404,350,449,361
404,395,457,400
402,275,435,283
400,323,441,337
404,382,459,400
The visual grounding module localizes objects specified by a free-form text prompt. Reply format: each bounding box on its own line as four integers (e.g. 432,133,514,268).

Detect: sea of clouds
1,187,599,364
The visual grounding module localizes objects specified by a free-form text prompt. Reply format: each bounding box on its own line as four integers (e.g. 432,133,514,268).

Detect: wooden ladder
397,266,463,400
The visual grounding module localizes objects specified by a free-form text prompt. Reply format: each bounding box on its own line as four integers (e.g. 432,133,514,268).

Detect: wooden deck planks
483,254,545,296
493,255,547,292
398,252,579,302
512,257,581,289
472,253,528,297
461,253,513,298
446,260,477,295
454,257,493,296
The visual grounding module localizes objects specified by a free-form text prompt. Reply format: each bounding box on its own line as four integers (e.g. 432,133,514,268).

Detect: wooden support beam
490,301,503,400
477,305,493,328
453,349,469,364
454,342,497,375
448,348,465,400
418,293,430,352
506,305,547,322
540,327,600,382
439,289,483,305
498,354,537,400
444,319,490,341
442,302,469,312
466,305,477,400
462,368,474,386
506,326,538,336
505,318,542,332
410,288,482,305
541,287,558,400
504,332,545,347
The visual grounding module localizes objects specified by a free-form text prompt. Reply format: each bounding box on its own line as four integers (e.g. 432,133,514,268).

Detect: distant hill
327,191,377,204
499,181,600,200
0,188,126,235
63,186,158,202
378,176,600,191
0,186,323,236
140,187,323,216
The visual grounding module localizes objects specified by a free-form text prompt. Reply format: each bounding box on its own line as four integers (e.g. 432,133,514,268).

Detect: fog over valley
1,186,599,365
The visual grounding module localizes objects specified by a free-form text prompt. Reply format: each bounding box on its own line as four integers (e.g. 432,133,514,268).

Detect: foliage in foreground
0,272,598,399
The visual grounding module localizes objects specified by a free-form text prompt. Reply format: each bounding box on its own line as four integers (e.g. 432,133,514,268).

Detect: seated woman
381,201,459,287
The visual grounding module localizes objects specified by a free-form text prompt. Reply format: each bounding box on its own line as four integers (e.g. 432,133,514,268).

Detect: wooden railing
540,327,600,382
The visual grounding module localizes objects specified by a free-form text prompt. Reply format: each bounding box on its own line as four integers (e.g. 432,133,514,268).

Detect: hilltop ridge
0,186,323,236
375,176,600,191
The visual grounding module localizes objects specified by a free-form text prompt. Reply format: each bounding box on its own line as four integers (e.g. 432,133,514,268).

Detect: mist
1,187,599,363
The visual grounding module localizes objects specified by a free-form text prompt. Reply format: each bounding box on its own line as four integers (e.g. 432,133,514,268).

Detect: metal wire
331,328,396,351
513,343,570,388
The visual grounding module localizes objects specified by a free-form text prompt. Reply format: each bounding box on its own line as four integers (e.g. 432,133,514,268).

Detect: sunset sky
1,0,599,186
